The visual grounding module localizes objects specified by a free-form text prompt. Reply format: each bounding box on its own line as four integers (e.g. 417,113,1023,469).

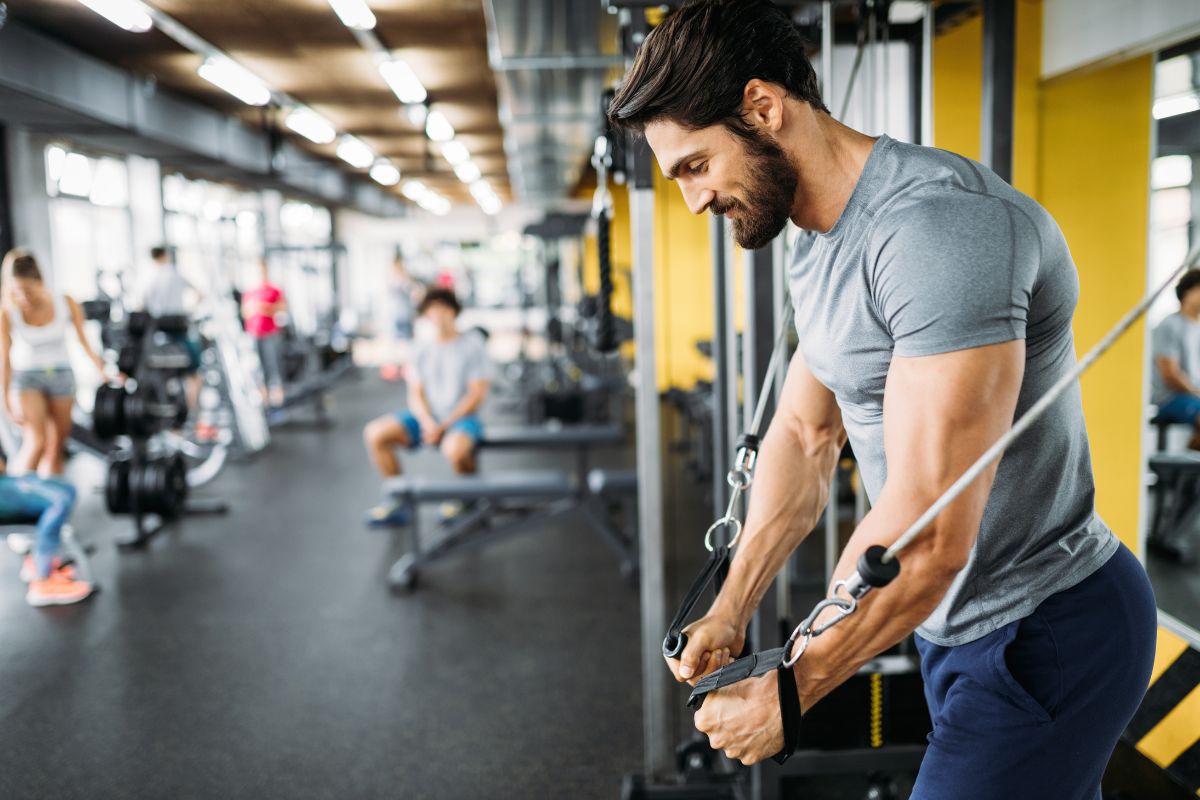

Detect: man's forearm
792,493,966,710
712,416,842,628
443,389,485,426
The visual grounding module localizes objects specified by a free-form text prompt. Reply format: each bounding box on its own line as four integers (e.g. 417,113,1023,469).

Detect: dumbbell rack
96,313,230,548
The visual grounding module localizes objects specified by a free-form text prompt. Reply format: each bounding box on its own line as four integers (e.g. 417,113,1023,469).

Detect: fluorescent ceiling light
285,107,337,144
405,104,428,128
469,179,495,201
78,0,153,33
198,56,272,107
425,110,455,143
441,141,470,166
370,161,401,186
379,60,427,105
479,196,502,216
327,0,376,30
401,180,429,201
336,135,374,168
454,161,482,184
1153,92,1200,120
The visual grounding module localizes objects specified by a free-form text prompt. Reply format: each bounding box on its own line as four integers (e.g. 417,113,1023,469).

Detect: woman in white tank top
0,249,106,475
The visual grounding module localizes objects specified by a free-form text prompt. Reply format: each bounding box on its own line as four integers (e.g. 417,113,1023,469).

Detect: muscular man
608,2,1156,796
1151,269,1200,448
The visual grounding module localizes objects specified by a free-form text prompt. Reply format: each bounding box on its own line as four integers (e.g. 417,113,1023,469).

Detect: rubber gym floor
0,374,643,799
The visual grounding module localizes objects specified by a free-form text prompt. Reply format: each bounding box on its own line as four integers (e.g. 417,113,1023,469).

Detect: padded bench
1148,452,1200,564
379,425,633,591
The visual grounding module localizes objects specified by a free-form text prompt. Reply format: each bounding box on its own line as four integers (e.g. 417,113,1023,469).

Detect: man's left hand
693,670,784,765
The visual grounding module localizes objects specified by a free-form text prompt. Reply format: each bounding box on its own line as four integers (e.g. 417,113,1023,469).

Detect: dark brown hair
2,249,43,282
608,0,828,139
418,287,462,316
1177,269,1200,302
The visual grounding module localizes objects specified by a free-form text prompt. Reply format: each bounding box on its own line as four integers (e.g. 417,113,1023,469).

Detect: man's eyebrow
664,151,706,181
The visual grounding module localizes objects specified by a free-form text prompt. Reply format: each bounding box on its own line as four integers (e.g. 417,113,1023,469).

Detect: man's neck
436,329,458,342
784,111,878,233
1182,307,1200,322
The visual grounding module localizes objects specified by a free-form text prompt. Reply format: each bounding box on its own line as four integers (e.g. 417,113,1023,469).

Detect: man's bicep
881,340,1024,524
778,350,843,447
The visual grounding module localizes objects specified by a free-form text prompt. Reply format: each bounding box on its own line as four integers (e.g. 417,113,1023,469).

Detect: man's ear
741,79,785,131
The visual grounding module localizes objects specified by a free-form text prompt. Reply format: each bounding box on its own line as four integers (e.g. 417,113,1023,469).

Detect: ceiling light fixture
327,0,376,30
441,141,470,166
479,196,502,216
77,0,153,33
401,180,429,201
379,59,427,105
1153,92,1200,120
198,56,272,107
285,107,337,144
425,110,455,143
454,161,482,184
370,161,401,186
336,135,375,168
469,179,495,201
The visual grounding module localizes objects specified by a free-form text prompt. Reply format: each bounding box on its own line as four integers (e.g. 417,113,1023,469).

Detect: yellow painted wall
1038,56,1152,548
933,0,1042,196
653,171,714,390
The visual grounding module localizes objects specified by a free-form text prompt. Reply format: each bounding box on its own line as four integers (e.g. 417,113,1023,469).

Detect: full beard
714,130,799,251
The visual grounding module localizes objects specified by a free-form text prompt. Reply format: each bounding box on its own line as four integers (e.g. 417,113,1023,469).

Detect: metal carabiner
704,516,743,552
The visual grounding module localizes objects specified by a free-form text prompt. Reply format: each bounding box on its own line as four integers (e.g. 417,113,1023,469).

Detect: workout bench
381,423,638,590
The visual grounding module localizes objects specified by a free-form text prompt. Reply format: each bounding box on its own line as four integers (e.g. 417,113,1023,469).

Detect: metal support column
921,0,935,147
981,0,1015,182
710,216,732,519
0,125,13,256
745,241,781,800
630,142,675,782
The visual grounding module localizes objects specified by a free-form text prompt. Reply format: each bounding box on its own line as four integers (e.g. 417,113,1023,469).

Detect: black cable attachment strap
594,207,617,354
685,646,802,764
662,545,732,659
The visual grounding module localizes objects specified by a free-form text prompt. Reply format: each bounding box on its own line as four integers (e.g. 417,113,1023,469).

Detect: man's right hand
666,609,746,685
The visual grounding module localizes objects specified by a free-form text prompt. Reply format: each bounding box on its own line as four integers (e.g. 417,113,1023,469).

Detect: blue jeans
912,544,1156,799
393,410,483,449
1156,392,1200,424
0,476,77,579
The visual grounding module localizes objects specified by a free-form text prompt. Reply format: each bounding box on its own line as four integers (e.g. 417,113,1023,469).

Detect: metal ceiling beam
490,55,623,70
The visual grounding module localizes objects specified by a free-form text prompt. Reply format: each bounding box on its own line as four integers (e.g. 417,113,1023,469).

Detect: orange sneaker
20,556,74,583
26,572,93,607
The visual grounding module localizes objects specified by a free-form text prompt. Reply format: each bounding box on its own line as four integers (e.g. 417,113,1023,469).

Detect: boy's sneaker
20,556,74,583
365,503,411,528
26,572,93,607
438,501,465,523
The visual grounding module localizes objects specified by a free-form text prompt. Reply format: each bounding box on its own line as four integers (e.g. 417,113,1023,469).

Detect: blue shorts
912,545,1156,799
1156,393,1200,424
394,410,483,449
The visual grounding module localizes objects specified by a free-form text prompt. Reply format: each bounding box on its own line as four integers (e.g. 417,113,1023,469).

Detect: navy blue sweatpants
912,544,1156,799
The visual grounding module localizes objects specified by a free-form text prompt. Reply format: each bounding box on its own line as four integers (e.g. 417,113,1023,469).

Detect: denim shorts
1156,392,1200,424
11,367,76,399
393,410,483,449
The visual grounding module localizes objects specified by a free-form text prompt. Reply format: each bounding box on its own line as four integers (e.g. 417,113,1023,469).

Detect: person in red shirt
241,259,288,408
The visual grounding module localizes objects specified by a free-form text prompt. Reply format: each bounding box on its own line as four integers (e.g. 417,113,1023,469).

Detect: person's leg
363,411,418,478
1158,394,1200,448
261,333,286,407
14,390,48,476
441,415,482,475
15,476,76,579
912,545,1156,800
42,395,75,477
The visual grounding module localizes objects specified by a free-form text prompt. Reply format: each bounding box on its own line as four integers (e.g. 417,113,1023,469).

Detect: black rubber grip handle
857,544,900,588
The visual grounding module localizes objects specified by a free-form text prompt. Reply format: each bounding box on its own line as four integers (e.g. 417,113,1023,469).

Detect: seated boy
363,288,491,526
0,455,92,606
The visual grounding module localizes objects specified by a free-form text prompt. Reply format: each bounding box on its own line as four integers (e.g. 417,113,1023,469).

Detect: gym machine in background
92,311,229,547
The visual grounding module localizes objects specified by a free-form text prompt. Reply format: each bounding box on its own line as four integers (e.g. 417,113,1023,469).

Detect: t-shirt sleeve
869,193,1040,358
464,334,493,382
410,345,429,387
1152,318,1183,364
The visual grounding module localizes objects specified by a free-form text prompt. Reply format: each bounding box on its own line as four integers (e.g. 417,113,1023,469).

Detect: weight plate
94,385,125,439
105,460,131,515
117,344,140,377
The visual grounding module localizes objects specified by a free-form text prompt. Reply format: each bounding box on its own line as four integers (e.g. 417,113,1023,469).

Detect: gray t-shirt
412,331,492,422
1151,312,1200,405
788,135,1117,647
